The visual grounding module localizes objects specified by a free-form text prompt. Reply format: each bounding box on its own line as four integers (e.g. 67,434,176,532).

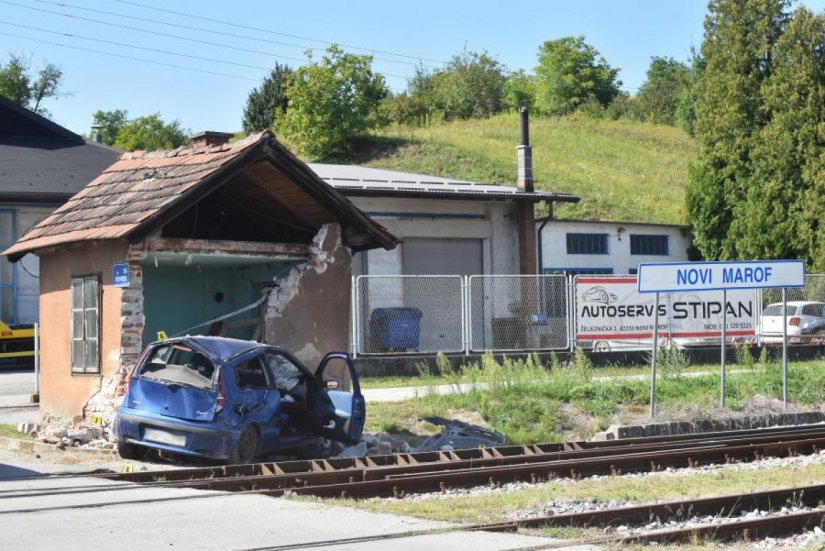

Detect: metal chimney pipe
90,124,103,144
516,108,533,192
520,107,529,146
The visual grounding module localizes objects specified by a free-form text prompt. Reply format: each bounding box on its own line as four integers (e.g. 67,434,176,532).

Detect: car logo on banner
582,286,618,305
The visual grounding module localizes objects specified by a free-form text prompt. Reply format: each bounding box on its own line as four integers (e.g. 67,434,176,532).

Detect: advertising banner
575,276,757,340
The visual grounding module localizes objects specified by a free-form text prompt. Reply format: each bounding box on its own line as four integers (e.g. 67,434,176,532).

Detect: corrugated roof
4,132,398,261
309,163,580,203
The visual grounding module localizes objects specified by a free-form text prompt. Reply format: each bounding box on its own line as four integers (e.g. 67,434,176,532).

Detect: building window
566,233,608,255
630,234,669,256
71,275,100,374
0,210,16,324
544,267,614,276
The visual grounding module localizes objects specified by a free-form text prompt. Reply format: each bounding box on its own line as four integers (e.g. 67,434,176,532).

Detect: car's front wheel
229,426,259,464
117,441,147,460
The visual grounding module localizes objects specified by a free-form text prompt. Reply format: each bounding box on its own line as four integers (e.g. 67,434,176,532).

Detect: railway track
2,424,825,546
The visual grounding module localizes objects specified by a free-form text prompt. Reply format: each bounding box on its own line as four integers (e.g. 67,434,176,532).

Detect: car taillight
125,348,149,394
789,317,801,327
216,370,226,413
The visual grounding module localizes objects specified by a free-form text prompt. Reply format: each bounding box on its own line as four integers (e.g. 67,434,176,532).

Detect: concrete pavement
0,464,593,550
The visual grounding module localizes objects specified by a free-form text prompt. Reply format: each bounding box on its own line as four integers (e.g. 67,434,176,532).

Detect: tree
112,113,189,151
534,36,621,115
92,109,129,146
685,0,790,261
632,57,693,126
428,49,506,120
275,46,387,158
0,54,63,115
738,8,825,267
242,63,293,133
503,69,536,112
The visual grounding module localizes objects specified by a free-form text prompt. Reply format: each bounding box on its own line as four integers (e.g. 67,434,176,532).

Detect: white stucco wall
350,197,520,277
538,219,692,275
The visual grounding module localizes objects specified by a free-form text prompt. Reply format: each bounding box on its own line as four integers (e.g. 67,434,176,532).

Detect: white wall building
537,218,693,276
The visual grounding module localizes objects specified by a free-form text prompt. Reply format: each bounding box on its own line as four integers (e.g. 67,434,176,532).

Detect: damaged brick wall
83,246,146,428
265,223,352,372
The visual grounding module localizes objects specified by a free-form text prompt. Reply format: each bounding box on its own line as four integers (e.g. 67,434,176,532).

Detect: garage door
401,238,483,276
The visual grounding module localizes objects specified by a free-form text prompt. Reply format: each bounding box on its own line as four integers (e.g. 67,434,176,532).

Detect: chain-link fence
759,274,825,345
468,275,569,351
353,273,825,355
354,276,464,355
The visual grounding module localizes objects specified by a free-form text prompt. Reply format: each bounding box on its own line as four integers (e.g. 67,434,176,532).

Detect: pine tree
685,0,789,260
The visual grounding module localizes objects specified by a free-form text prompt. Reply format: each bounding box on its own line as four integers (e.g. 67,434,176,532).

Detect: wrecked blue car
112,336,365,464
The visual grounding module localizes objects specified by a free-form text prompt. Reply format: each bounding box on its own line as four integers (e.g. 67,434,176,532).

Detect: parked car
112,336,365,464
759,301,825,345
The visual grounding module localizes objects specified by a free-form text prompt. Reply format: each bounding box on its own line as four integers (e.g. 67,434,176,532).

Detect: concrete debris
335,418,505,458
16,422,40,437
416,417,507,452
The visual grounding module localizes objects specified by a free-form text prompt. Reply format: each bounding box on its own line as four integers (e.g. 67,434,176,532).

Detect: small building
538,218,693,276
4,131,396,423
0,95,119,326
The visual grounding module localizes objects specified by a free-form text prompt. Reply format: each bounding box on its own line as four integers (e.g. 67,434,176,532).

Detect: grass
363,351,825,445
326,461,825,524
338,113,697,224
0,423,30,440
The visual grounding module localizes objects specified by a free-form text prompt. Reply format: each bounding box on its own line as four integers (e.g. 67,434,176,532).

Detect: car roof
180,336,264,361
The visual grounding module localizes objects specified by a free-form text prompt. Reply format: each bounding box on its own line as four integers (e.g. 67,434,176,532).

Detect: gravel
364,449,825,548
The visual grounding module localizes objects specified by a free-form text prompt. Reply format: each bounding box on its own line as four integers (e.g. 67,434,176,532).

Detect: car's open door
314,352,365,444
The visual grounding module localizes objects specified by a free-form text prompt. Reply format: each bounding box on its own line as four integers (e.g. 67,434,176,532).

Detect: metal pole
463,276,470,356
351,276,358,358
34,322,40,396
650,292,660,418
782,288,788,409
721,289,727,408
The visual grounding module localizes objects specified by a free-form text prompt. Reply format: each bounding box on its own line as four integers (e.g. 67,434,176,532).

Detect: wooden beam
244,165,323,232
143,237,309,258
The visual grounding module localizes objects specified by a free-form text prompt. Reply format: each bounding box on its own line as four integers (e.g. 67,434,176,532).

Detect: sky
1,0,824,136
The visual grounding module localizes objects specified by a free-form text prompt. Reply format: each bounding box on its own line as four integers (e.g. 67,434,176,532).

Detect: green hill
348,113,697,224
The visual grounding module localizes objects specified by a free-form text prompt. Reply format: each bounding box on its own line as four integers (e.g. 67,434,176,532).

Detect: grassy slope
355,113,696,224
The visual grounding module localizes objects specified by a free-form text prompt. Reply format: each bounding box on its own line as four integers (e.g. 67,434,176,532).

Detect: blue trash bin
370,307,423,351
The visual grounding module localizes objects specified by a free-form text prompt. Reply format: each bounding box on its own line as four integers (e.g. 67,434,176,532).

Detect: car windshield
762,305,799,316
137,343,215,390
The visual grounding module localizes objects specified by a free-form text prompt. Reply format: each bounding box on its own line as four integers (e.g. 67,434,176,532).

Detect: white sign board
575,276,756,340
637,260,805,294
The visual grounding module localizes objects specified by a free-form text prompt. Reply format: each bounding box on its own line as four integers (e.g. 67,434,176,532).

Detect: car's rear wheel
117,441,147,460
229,426,258,464
296,437,333,459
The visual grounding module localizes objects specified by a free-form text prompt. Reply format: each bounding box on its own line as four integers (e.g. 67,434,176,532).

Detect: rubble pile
337,417,507,458
16,420,115,451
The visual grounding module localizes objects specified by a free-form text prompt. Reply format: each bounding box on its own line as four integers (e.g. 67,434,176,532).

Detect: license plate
144,427,186,447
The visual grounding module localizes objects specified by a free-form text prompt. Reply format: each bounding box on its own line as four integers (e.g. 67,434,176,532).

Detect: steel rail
0,429,825,499
472,483,825,531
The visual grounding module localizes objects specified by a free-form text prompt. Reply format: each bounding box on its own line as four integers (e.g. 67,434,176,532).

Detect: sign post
638,260,804,418
650,293,659,417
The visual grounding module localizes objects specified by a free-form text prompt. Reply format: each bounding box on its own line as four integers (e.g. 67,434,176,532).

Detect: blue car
112,336,366,464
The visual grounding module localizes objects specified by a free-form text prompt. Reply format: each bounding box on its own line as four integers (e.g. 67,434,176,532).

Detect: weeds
385,355,825,445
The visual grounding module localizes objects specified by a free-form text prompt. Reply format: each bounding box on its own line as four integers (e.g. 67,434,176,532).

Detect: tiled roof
309,164,580,203
4,132,397,260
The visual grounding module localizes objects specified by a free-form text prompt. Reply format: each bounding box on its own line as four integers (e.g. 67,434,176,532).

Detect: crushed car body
112,336,365,463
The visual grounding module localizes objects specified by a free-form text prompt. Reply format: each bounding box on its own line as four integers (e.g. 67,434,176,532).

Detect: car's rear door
232,354,282,451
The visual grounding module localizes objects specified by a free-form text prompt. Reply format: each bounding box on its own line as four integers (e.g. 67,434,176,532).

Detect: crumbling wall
265,223,352,372
83,245,146,429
